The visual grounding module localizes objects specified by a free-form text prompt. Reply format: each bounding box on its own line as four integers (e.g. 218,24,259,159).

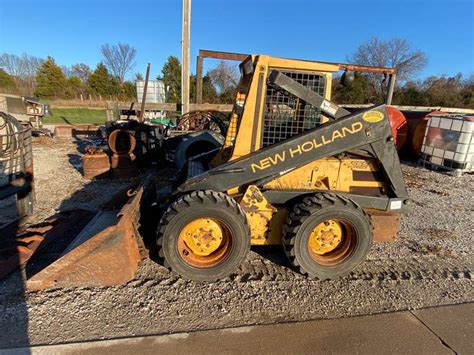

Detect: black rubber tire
283,193,372,280
157,190,250,281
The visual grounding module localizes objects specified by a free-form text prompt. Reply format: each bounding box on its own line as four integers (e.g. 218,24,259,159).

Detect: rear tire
157,190,250,281
283,193,372,279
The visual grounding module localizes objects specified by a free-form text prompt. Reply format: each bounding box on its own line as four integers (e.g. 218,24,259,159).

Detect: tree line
0,43,139,100
0,42,238,103
0,38,472,108
332,72,473,108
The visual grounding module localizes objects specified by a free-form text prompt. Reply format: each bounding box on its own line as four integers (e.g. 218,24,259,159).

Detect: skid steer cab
157,54,410,281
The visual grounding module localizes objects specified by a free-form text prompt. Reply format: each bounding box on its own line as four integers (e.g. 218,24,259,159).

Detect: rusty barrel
386,106,408,151
400,110,443,158
108,129,136,155
406,116,430,157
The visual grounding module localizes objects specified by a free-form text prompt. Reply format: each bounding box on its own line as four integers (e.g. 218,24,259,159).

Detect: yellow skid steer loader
26,54,409,288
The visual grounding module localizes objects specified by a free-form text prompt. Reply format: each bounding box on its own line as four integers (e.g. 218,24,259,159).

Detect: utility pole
181,0,191,115
139,63,151,122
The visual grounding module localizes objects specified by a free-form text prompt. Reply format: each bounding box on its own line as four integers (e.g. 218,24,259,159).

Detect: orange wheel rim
307,219,356,266
177,217,232,268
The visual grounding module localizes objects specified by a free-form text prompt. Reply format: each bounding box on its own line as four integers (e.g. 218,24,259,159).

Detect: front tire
157,190,250,281
283,193,372,279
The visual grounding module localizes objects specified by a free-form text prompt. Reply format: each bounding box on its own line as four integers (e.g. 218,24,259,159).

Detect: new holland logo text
251,122,363,173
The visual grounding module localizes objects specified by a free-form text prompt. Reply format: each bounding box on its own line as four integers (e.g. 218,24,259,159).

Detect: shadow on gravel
0,208,30,352
67,153,82,174
252,245,292,267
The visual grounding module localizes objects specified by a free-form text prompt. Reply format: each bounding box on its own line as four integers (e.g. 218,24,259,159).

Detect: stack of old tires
108,129,139,178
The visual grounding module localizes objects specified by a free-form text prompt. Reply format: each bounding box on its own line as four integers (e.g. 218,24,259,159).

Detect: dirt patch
406,240,456,257
32,136,55,147
425,188,450,196
423,227,457,240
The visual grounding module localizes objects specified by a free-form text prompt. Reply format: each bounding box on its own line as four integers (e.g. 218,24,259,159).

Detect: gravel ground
0,139,472,348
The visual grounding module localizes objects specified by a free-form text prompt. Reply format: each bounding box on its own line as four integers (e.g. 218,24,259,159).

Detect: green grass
43,108,107,125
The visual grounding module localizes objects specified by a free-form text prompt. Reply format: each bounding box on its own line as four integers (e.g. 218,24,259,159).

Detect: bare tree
0,53,22,76
348,37,428,100
0,53,43,95
71,63,92,83
19,53,43,79
100,43,137,82
61,65,73,78
208,60,239,93
0,53,42,78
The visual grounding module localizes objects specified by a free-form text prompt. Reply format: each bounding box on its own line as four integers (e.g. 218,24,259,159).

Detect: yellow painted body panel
263,157,385,192
239,185,277,245
246,158,387,245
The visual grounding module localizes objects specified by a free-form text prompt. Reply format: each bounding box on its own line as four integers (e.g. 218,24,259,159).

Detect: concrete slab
11,310,454,355
412,303,474,355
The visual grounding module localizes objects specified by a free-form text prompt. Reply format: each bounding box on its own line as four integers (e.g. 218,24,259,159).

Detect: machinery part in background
157,190,250,281
165,130,225,170
283,194,372,280
111,152,137,168
82,146,110,179
0,111,34,220
108,129,137,155
340,70,355,87
105,121,166,167
27,177,155,290
110,153,138,178
385,106,408,151
133,123,166,165
175,110,228,136
0,94,45,129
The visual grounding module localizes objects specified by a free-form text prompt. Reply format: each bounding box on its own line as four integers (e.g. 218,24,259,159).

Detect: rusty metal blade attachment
27,176,154,290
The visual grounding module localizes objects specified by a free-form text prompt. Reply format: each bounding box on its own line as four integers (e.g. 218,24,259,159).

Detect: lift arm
268,70,351,120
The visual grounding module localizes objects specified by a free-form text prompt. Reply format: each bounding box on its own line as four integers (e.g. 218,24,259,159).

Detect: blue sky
0,0,473,81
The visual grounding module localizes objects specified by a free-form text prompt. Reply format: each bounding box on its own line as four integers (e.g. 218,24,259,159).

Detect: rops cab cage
0,112,34,223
